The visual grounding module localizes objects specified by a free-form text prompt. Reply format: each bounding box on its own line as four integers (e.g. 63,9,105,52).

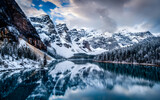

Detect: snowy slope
0,56,40,71
19,38,54,61
0,41,38,71
0,38,54,71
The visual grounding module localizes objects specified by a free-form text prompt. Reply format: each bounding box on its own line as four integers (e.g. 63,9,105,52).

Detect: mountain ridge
29,14,154,58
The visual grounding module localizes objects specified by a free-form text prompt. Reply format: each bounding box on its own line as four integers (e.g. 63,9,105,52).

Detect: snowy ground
0,39,54,71
0,56,40,71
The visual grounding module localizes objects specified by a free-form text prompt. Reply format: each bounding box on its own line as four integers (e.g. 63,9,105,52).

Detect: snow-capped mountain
30,14,154,58
30,15,107,58
113,30,153,47
30,15,57,36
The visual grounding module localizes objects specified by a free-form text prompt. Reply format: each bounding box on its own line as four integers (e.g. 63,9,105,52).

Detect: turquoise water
1,60,160,100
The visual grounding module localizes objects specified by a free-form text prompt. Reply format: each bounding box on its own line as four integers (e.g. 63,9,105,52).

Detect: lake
1,60,160,100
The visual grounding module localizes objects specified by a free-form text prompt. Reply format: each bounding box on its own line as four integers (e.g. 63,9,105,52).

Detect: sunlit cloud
39,4,43,7
16,0,160,33
16,0,46,17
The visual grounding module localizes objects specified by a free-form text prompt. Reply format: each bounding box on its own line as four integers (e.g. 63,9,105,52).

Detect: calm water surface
0,60,160,100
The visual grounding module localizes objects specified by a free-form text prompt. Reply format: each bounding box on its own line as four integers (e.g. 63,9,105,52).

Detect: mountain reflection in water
0,60,160,100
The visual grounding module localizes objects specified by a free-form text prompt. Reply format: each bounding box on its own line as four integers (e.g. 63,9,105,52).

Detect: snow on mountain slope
30,14,154,58
30,15,57,42
0,56,40,71
19,38,54,61
113,30,153,47
30,15,107,58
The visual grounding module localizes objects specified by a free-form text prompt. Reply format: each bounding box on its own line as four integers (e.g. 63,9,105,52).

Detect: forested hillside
95,37,160,65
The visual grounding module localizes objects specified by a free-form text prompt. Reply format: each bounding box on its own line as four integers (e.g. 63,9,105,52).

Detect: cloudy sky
15,0,160,33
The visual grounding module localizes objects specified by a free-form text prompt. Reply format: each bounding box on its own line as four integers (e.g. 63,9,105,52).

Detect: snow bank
0,56,40,71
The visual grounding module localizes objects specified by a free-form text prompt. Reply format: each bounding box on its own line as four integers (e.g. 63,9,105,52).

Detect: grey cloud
125,0,160,32
66,0,130,32
67,0,160,32
16,0,160,33
72,0,129,8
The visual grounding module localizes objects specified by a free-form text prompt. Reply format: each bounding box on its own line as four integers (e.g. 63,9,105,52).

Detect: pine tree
43,54,47,67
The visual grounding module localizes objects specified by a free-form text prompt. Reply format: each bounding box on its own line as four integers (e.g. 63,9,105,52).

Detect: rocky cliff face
89,37,120,50
56,24,71,43
0,0,46,50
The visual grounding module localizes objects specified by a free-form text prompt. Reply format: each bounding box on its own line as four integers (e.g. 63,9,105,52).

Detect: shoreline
93,60,160,67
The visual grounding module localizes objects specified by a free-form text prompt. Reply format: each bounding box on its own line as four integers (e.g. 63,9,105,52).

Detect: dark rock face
0,0,38,38
56,24,69,34
83,40,91,51
0,0,46,50
89,37,120,50
0,19,8,28
56,24,71,43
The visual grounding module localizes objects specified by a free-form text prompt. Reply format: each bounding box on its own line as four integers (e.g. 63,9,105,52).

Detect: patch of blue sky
53,16,65,22
62,2,70,7
32,0,56,13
